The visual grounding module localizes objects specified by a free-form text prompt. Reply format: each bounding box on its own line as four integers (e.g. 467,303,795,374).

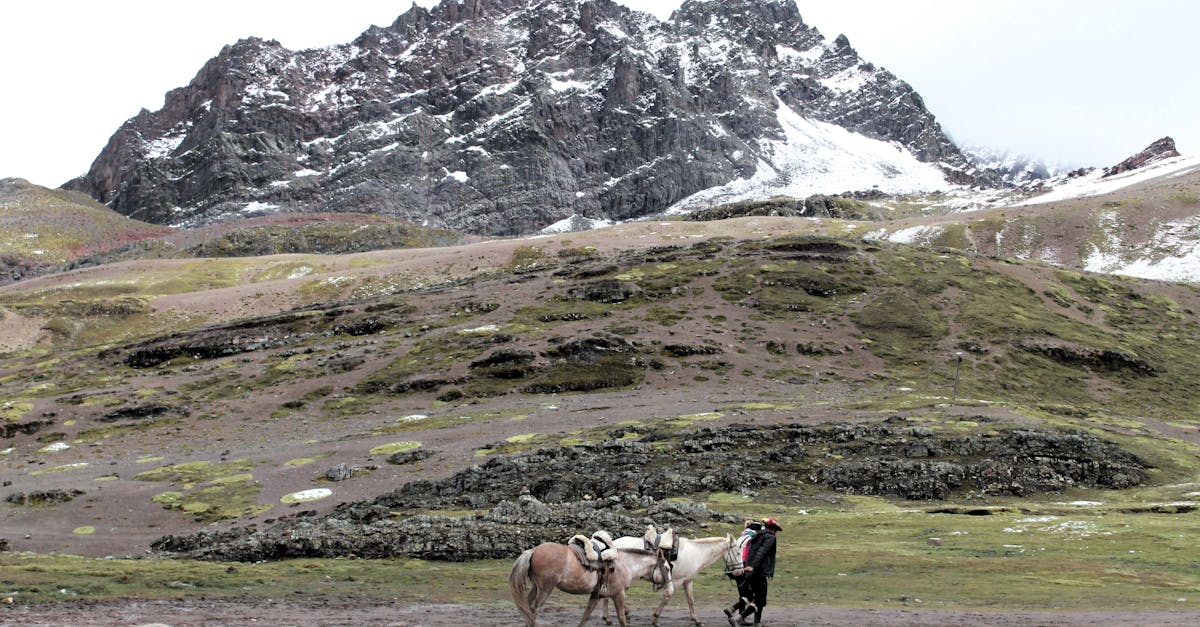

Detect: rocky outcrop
1020,340,1157,377
65,0,982,235
5,489,85,507
0,419,54,439
686,193,885,222
152,494,736,562
1103,137,1181,178
151,421,1148,562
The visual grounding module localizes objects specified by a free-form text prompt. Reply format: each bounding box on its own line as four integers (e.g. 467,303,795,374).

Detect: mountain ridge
64,0,980,235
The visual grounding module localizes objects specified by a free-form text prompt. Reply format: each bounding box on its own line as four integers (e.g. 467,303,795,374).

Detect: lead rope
653,547,672,592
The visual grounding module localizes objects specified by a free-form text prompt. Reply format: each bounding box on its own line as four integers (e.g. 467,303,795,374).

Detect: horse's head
650,542,673,590
722,532,743,573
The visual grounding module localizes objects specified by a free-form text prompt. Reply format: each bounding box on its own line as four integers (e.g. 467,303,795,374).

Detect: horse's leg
684,579,703,626
601,597,612,625
578,595,601,627
611,591,630,627
651,580,674,626
529,577,555,626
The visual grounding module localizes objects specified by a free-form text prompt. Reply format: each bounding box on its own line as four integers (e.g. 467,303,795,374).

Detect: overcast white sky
2,0,1196,187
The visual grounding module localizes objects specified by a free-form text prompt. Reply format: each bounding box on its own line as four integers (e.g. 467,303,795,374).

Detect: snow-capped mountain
962,145,1065,187
1018,137,1195,206
863,137,1200,283
65,0,984,235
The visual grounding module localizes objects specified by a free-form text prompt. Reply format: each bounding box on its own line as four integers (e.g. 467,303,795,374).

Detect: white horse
604,531,735,626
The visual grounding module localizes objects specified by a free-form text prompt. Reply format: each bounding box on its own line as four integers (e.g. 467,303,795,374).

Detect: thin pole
953,353,963,399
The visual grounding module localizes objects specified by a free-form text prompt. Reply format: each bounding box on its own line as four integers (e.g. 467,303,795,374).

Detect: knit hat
762,517,783,531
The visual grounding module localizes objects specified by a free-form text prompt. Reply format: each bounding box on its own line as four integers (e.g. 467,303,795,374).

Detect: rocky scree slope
65,0,981,235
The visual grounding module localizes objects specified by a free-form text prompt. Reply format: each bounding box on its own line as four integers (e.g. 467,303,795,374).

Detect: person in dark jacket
725,520,762,625
738,517,781,626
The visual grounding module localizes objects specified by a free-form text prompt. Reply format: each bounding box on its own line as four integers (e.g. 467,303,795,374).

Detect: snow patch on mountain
1085,214,1200,282
540,214,615,234
669,99,952,212
1019,154,1200,206
963,145,1063,187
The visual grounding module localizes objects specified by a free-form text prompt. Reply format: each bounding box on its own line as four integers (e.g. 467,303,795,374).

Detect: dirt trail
5,600,1200,627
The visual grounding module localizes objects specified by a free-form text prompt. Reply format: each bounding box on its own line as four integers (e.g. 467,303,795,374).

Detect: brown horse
509,541,668,627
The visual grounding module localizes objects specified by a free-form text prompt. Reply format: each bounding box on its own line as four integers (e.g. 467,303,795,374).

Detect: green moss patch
30,462,89,475
133,460,255,484
151,476,269,523
369,441,422,456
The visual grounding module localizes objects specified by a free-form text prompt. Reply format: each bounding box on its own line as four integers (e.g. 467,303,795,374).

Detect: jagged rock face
66,0,975,235
1103,136,1180,178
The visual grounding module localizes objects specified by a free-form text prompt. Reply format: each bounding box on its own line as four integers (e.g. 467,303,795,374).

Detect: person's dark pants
732,574,754,610
740,573,769,622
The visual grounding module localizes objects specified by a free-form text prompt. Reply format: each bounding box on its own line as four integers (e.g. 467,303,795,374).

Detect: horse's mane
686,536,731,545
615,547,657,556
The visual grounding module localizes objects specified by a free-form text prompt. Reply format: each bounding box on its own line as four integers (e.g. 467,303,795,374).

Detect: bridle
652,545,673,591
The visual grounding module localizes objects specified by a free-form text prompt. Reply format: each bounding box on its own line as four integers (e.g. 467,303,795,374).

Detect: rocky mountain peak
1103,136,1181,178
64,0,983,235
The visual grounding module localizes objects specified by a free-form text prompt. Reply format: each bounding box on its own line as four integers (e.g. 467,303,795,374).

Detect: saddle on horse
568,530,620,599
567,530,618,570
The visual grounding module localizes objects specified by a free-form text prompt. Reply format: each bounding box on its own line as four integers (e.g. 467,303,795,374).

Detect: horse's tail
509,548,537,627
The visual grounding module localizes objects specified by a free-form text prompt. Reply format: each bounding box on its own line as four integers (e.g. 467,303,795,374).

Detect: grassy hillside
0,180,462,283
0,178,172,271
2,221,1199,615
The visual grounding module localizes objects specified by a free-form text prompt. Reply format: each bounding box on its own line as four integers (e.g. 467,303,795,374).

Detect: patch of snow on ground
1041,520,1103,536
285,489,332,503
540,214,615,234
1112,216,1200,282
446,171,470,183
1082,210,1127,274
1018,154,1200,206
287,267,314,280
460,324,500,334
241,201,279,214
667,99,951,212
401,414,428,422
40,442,70,453
884,225,943,245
